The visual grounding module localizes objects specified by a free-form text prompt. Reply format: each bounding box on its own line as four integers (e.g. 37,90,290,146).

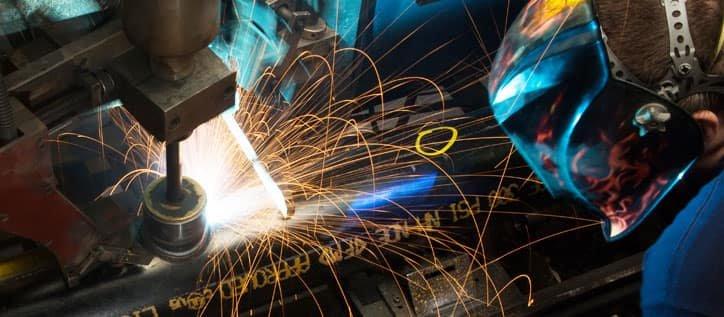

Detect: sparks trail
48,2,601,315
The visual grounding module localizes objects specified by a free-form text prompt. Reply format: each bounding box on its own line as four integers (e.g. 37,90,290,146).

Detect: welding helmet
487,0,724,240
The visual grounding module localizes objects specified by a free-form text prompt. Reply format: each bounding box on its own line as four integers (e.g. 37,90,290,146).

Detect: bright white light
204,185,275,226
222,111,288,218
174,92,288,228
176,114,286,227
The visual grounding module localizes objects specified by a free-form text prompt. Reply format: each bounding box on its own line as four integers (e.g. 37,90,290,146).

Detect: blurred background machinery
0,1,680,316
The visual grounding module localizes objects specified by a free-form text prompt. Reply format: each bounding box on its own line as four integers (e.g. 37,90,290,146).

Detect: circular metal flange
141,176,210,262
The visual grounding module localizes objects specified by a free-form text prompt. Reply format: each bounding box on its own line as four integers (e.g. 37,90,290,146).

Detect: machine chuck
141,176,210,262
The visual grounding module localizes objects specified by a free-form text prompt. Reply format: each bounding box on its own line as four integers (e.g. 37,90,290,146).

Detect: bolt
678,63,692,75
169,116,181,131
634,103,671,136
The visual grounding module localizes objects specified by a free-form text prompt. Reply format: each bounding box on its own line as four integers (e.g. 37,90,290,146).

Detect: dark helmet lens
488,0,702,240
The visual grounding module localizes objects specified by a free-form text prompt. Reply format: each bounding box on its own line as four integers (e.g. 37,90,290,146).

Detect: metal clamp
603,0,724,101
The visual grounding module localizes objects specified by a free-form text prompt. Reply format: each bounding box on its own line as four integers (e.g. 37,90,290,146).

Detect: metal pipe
0,74,17,144
165,142,183,203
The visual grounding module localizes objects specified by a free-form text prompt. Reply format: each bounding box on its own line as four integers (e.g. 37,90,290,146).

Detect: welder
486,0,723,316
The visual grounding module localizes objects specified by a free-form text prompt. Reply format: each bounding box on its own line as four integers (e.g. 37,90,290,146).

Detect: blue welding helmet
487,0,704,240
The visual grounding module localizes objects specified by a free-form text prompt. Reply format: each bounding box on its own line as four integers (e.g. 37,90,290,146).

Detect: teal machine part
212,0,364,93
0,0,108,35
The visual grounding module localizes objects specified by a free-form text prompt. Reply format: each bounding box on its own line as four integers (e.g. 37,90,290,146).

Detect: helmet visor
488,0,702,240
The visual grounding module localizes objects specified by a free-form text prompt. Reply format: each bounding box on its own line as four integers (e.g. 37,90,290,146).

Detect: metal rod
165,141,184,203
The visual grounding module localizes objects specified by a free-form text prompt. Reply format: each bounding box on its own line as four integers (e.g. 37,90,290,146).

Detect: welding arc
222,112,289,218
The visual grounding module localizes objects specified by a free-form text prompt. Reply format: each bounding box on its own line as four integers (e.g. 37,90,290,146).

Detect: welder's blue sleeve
641,170,724,317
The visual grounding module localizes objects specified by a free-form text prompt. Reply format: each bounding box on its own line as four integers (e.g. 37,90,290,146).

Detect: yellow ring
415,126,459,157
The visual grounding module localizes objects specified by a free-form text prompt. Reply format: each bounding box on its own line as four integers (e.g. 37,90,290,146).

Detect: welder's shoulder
640,170,724,317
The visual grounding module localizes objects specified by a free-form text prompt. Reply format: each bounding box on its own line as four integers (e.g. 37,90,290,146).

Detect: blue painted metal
0,0,104,35
315,0,363,48
212,0,363,92
211,0,288,89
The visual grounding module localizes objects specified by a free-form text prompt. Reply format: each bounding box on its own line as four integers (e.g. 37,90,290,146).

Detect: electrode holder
109,48,236,143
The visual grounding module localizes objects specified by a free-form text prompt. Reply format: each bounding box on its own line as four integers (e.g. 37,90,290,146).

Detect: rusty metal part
0,17,132,287
141,176,209,262
109,48,236,143
121,0,220,81
0,97,100,285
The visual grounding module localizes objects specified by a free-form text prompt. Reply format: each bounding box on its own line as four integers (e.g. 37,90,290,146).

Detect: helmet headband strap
601,0,724,101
